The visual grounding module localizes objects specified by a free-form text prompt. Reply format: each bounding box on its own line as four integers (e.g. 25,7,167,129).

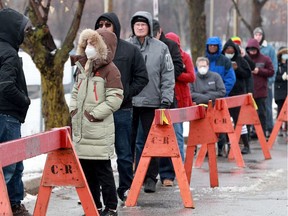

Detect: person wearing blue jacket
205,36,236,156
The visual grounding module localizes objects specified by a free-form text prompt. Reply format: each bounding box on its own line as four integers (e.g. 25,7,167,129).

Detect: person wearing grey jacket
191,57,226,104
126,11,175,193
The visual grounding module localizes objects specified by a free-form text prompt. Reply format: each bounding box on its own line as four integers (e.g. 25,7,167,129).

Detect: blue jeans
0,114,23,206
159,123,184,182
265,84,274,132
113,109,133,197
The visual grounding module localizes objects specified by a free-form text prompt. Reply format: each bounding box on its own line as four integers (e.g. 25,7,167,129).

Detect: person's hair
152,19,160,37
196,57,209,66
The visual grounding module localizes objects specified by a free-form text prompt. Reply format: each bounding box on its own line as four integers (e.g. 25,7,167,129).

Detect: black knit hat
132,16,149,26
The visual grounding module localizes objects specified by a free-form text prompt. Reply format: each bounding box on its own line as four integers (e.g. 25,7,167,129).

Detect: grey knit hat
253,27,263,35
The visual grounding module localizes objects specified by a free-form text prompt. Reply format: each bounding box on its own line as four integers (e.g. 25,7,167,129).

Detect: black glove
160,101,171,109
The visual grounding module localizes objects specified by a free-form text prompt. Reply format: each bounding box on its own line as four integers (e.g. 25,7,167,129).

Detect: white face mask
225,53,234,59
198,67,208,75
281,54,288,61
85,44,97,59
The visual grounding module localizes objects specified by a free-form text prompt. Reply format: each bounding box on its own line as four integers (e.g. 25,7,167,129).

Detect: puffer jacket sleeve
90,64,123,119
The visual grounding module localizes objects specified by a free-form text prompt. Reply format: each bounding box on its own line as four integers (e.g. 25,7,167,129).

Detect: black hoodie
222,39,251,96
95,12,148,109
0,8,30,123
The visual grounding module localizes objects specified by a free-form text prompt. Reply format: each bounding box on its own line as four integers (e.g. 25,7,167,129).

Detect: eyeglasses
98,22,112,28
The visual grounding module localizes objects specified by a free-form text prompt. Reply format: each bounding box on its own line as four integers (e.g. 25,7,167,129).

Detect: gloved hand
282,72,287,81
160,101,171,109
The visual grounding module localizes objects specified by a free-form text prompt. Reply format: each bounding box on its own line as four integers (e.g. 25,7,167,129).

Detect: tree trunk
41,64,70,130
187,0,206,64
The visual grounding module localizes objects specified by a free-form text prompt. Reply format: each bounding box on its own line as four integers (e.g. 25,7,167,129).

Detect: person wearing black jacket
222,39,251,154
0,8,31,216
152,19,184,187
95,12,148,204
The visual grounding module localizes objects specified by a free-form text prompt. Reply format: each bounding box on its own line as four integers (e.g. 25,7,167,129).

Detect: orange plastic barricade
268,96,288,149
125,106,206,209
195,94,271,168
0,127,99,216
185,102,219,187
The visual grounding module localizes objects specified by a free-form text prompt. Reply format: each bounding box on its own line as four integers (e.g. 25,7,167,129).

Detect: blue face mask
281,54,288,61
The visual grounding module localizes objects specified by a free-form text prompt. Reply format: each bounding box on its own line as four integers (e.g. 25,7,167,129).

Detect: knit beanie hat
132,16,149,26
231,36,242,46
253,27,263,35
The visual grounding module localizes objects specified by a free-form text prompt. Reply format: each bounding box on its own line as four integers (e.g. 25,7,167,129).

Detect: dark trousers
255,97,267,134
114,108,133,197
80,159,118,210
132,107,159,182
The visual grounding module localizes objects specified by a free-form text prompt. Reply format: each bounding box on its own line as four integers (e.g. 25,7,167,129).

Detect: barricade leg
254,124,272,159
268,97,288,149
207,143,219,187
194,144,207,168
172,156,194,208
227,133,245,167
0,166,13,216
184,145,196,183
125,157,151,207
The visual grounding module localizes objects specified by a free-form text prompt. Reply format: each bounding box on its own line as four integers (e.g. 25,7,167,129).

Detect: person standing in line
222,39,251,154
274,47,288,136
205,36,236,156
69,28,123,216
152,20,185,187
246,38,274,139
156,31,196,186
253,27,278,138
94,12,148,202
127,11,175,193
190,57,226,104
0,8,31,216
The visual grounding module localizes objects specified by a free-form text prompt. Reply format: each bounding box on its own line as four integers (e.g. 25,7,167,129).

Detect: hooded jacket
95,12,148,109
165,32,195,107
127,11,175,107
222,39,251,96
274,47,288,102
0,8,30,123
205,36,236,96
69,29,123,160
246,38,274,99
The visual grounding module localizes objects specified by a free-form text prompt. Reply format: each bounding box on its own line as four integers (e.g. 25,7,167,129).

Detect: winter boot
241,134,250,154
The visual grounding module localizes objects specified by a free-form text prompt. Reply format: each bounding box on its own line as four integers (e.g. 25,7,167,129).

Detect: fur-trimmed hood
76,28,117,66
277,47,288,61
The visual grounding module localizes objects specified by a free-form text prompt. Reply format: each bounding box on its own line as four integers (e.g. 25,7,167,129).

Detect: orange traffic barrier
125,106,206,209
195,94,271,169
0,127,99,216
185,101,219,187
268,96,288,149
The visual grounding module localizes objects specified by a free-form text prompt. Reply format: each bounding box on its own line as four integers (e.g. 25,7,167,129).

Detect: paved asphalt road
24,136,287,216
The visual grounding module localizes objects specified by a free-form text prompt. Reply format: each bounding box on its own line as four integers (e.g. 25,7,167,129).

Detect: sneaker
162,179,173,187
144,178,156,193
100,208,117,216
118,189,130,202
12,204,32,216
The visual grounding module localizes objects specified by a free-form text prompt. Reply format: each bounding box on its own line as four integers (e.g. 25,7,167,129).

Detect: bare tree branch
56,0,86,63
231,0,253,34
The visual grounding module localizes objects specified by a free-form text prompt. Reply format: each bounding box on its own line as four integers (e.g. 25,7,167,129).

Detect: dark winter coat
274,47,288,102
95,12,148,109
222,39,251,96
246,38,274,99
0,8,30,123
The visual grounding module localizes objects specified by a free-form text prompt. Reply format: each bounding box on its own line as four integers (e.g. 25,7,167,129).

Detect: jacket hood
222,38,240,60
76,28,117,66
130,11,153,37
277,47,288,62
94,12,121,39
165,32,180,47
206,36,222,58
246,38,260,51
0,8,29,50
253,27,265,45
